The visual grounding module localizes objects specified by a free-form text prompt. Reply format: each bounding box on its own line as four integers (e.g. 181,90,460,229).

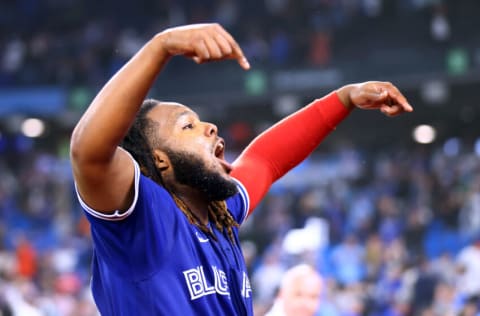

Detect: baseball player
70,23,413,315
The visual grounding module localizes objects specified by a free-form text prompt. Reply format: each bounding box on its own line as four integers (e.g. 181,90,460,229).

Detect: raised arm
70,24,249,214
231,81,413,215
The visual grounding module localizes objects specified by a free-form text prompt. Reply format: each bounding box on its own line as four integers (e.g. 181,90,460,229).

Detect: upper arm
71,146,136,214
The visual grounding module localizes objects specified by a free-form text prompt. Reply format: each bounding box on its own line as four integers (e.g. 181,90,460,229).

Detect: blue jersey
76,159,253,315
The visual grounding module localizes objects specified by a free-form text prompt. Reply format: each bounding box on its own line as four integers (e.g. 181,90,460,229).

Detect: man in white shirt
265,264,322,316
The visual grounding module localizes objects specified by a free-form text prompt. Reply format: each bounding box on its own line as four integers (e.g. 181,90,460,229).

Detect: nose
204,122,218,137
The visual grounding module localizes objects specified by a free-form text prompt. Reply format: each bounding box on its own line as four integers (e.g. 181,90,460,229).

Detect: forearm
70,33,170,164
232,91,351,210
232,81,413,214
248,82,398,173
243,92,349,175
336,84,357,110
69,23,251,213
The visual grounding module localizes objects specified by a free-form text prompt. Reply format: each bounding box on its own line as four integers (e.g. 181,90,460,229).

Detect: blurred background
1,0,480,315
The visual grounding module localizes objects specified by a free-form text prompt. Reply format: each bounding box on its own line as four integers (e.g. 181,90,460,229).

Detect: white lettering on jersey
241,271,252,298
183,265,230,300
183,266,216,300
212,266,229,295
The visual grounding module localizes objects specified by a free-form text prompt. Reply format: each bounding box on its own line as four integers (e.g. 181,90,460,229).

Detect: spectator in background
411,256,439,314
15,236,37,280
459,296,480,316
265,264,322,316
252,248,286,311
308,31,331,66
456,235,480,300
459,176,480,239
330,234,365,285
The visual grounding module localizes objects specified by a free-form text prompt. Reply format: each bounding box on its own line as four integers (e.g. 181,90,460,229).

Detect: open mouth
214,139,225,159
213,138,232,173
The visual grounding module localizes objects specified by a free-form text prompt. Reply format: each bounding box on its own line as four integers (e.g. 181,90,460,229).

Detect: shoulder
78,156,176,223
225,178,250,225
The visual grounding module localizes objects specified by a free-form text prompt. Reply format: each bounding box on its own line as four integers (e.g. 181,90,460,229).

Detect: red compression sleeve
231,91,352,216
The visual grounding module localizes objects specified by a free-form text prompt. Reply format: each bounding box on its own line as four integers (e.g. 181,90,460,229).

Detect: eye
182,123,194,130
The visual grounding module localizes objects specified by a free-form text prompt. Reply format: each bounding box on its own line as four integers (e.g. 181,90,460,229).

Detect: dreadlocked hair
121,99,239,244
172,194,239,243
121,99,164,184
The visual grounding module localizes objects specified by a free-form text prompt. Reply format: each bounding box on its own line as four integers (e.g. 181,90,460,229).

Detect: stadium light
412,124,436,144
21,118,45,138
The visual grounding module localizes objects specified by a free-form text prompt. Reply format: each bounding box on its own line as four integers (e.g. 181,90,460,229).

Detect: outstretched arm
231,81,413,215
70,24,249,214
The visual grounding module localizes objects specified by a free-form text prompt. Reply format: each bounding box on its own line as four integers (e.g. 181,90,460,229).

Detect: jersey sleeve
231,92,351,217
75,158,142,221
75,157,180,280
225,177,250,226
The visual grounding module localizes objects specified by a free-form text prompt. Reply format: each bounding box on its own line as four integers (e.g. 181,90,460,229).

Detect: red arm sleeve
230,91,352,216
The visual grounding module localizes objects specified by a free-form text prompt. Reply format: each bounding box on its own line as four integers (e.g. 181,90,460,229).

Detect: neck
172,184,210,224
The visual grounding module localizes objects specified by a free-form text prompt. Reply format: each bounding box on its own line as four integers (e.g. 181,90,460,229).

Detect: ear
152,149,170,171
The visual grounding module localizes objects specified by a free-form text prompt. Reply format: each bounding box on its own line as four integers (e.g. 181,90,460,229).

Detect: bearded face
166,149,238,201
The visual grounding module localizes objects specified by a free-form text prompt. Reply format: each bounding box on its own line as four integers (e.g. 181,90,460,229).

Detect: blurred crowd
243,141,480,316
1,0,480,315
0,135,96,316
0,0,473,88
1,132,480,316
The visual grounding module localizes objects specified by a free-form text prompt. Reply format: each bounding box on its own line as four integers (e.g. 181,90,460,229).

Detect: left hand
337,81,413,116
156,23,250,70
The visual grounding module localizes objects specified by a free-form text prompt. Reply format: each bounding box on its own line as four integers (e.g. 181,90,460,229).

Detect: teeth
215,142,224,157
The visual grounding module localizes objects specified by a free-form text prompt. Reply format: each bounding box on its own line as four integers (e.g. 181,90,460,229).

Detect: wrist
149,32,173,61
335,84,357,110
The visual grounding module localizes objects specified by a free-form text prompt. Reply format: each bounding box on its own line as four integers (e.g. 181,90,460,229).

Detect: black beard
166,149,238,201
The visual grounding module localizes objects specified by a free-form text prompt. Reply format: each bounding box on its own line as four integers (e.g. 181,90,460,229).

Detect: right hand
337,81,413,117
156,23,250,70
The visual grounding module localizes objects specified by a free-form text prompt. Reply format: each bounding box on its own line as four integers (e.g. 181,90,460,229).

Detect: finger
386,85,413,112
203,36,223,59
192,38,210,62
380,104,403,116
214,33,233,56
217,27,250,70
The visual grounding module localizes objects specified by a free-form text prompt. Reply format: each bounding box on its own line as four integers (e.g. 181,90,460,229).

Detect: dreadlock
121,99,239,243
172,195,239,243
